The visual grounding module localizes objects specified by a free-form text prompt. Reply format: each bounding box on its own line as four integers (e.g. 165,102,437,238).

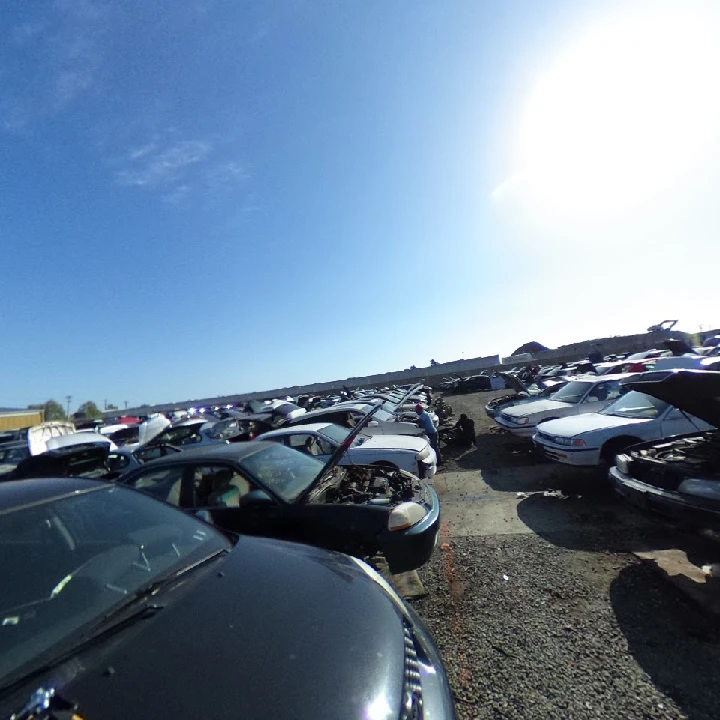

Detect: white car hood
358,434,427,452
503,399,571,418
538,413,649,437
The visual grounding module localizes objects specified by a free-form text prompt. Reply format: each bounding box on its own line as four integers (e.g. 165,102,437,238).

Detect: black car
119,434,441,574
0,477,455,720
610,369,720,531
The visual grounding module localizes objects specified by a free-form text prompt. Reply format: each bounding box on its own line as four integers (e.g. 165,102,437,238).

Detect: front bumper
533,437,601,466
495,416,536,437
380,486,441,574
610,466,720,531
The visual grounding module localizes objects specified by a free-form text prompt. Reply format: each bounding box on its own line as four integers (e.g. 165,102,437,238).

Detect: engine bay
632,431,720,479
314,465,425,506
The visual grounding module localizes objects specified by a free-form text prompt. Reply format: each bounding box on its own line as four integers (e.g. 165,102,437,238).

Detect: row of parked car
0,383,458,719
489,362,720,533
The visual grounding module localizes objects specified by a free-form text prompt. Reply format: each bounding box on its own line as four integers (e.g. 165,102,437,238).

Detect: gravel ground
411,389,720,720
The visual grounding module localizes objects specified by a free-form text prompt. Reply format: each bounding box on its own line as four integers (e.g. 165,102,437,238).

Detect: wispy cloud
0,0,111,131
116,140,211,188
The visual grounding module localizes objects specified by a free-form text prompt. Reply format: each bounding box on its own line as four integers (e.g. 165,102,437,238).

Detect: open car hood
625,369,720,427
498,372,528,394
298,403,384,502
662,338,696,357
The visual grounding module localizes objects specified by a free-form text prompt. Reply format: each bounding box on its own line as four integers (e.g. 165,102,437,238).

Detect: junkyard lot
413,389,720,720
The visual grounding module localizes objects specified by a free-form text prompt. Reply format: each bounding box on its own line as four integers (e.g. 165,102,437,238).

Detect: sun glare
518,6,720,217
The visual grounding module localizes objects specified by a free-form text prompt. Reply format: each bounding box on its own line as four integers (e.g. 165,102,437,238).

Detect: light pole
65,395,72,418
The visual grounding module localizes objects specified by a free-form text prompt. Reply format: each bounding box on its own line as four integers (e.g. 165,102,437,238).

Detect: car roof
0,477,108,512
126,440,279,469
262,423,331,436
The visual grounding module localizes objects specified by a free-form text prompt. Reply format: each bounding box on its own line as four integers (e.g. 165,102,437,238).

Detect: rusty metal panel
0,411,43,431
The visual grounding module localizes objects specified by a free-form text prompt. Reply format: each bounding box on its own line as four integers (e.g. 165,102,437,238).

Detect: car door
580,380,623,413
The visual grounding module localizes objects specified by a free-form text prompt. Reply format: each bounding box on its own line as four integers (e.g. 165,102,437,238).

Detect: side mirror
239,489,274,508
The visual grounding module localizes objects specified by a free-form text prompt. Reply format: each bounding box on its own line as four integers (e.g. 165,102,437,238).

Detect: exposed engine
633,431,720,479
322,465,422,505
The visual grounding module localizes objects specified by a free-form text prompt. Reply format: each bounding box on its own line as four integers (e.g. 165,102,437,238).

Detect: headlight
678,478,720,500
388,502,426,531
416,446,431,462
616,454,630,474
515,417,529,425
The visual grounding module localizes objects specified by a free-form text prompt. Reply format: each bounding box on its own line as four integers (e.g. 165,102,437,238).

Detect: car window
286,433,333,457
125,466,185,505
107,452,131,473
585,380,621,402
192,464,253,507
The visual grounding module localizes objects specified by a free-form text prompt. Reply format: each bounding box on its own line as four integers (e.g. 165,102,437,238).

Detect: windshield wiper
0,548,228,698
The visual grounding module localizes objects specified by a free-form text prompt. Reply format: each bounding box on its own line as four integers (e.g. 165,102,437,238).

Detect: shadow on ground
610,563,720,720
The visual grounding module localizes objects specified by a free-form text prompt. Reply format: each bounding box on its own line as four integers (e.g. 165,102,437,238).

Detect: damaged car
495,374,635,437
119,413,441,574
484,373,568,419
610,369,720,531
0,478,455,720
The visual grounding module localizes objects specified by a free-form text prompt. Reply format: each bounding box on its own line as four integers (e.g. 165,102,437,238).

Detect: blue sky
2,0,719,410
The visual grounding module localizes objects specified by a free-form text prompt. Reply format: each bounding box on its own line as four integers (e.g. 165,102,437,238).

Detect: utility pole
65,395,72,418
124,400,128,410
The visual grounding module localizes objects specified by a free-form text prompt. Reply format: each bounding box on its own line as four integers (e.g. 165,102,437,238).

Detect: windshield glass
152,424,206,446
239,443,325,501
373,408,394,422
601,390,669,419
318,423,352,444
550,381,594,404
0,484,230,688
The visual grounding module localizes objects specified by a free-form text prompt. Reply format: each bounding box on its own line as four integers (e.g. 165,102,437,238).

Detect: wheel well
600,436,642,462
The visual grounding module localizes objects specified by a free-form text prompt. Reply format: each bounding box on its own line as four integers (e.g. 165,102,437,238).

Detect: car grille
401,624,424,720
535,431,557,444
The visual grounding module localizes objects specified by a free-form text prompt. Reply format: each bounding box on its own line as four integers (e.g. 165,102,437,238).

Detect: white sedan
532,390,713,466
258,422,437,479
495,374,636,437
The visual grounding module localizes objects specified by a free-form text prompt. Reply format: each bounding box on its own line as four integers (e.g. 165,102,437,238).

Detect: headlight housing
678,478,720,501
512,416,529,425
572,438,586,447
616,454,630,474
388,502,426,531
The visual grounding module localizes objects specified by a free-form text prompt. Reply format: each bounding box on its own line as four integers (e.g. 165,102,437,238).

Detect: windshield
0,484,230,688
239,443,325,501
373,408,394,422
601,390,669,419
318,423,353,445
550,381,594,404
151,424,207,446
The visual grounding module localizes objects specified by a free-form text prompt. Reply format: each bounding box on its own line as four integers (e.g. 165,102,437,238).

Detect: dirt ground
411,389,720,720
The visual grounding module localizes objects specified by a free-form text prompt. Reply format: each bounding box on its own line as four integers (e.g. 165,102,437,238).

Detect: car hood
538,413,648,437
24,537,406,720
625,369,720,427
498,373,528,394
358,433,427,452
503,399,571,418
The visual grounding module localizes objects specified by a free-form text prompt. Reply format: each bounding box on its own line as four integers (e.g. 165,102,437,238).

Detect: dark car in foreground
119,439,440,573
0,478,455,720
610,369,720,531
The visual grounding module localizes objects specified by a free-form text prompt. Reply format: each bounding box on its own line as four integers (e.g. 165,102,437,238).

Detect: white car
495,374,636,437
258,422,437,479
532,389,714,466
286,403,426,437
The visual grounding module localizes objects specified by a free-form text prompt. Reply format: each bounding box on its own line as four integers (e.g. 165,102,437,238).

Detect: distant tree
106,403,118,411
41,399,67,421
76,401,103,420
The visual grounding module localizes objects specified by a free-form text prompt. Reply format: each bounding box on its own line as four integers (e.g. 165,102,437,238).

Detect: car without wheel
610,369,720,532
0,477,455,720
286,403,426,437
